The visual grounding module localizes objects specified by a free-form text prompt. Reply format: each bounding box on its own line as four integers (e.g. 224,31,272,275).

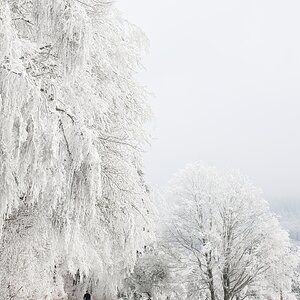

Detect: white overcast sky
116,1,300,202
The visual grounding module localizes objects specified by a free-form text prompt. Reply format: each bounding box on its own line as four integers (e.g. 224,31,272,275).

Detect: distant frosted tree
0,0,152,298
123,246,170,300
163,163,298,300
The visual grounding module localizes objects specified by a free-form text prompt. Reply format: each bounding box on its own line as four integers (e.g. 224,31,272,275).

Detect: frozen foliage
160,163,299,300
0,0,152,299
122,246,170,300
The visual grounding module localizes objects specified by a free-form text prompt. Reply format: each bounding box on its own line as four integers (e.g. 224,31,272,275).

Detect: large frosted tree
162,163,298,300
0,1,153,299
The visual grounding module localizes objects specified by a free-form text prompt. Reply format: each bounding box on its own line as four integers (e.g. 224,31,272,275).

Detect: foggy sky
116,0,300,202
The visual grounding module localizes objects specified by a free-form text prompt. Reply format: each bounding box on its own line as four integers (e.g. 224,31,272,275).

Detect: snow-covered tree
0,1,152,298
292,264,300,300
162,163,298,300
123,246,170,300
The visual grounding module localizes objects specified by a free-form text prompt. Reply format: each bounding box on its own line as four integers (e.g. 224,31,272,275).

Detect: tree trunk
223,289,230,300
207,268,216,300
223,267,230,300
209,284,216,300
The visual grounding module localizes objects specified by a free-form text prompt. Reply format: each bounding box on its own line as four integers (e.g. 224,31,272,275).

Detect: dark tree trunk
208,268,216,300
205,250,216,300
223,266,230,300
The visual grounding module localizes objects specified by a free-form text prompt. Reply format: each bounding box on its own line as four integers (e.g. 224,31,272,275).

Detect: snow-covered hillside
271,199,300,244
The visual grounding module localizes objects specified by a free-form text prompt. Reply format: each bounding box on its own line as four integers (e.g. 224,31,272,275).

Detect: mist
117,0,300,204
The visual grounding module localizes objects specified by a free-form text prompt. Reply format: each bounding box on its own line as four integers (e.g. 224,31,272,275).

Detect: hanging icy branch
0,0,153,299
